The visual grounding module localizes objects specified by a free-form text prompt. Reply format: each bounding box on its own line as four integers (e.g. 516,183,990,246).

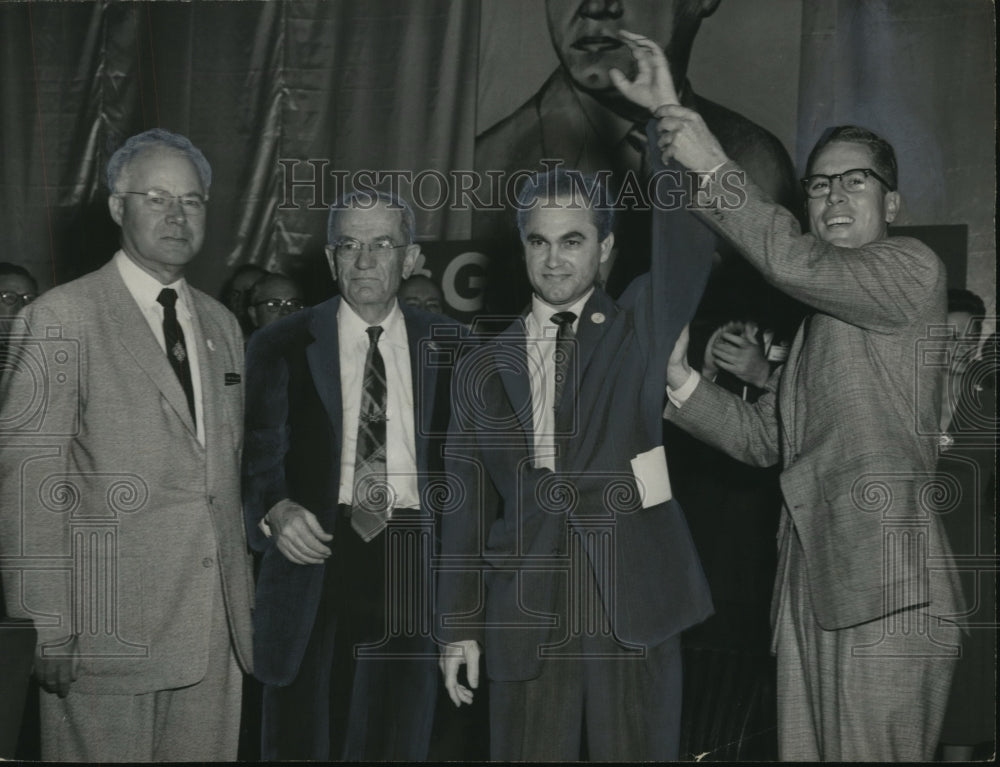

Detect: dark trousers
489,631,682,761
261,506,438,760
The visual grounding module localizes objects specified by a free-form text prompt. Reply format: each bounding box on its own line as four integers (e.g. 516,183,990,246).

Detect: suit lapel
401,306,435,477
305,298,343,452
538,70,591,169
781,315,812,454
556,289,618,420
106,262,198,438
496,318,534,439
188,293,228,453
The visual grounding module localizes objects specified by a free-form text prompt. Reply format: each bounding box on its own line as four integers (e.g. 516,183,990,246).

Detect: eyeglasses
254,298,305,312
332,238,407,258
117,189,209,214
0,290,37,307
800,168,893,199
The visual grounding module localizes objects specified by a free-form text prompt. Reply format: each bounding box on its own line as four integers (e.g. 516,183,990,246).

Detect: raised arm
637,51,942,331
610,30,715,361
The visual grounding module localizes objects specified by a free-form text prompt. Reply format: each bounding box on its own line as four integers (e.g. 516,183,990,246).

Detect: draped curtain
0,0,480,298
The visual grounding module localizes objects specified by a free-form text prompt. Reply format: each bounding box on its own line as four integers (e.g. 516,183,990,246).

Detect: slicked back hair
515,168,616,242
806,125,898,191
327,190,416,246
106,128,212,194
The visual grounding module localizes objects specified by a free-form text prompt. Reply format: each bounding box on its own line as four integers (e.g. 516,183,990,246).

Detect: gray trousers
39,575,242,762
774,521,959,761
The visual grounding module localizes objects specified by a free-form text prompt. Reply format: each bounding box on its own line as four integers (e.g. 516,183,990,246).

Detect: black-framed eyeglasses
0,290,37,307
254,298,305,312
800,168,893,199
331,238,407,258
117,189,209,214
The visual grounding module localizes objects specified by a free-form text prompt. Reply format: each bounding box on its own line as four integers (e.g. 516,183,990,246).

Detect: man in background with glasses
243,190,464,760
0,262,38,321
620,32,965,761
246,271,306,332
0,128,254,761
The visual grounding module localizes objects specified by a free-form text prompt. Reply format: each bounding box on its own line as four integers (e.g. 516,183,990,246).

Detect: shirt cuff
666,369,701,408
699,160,727,175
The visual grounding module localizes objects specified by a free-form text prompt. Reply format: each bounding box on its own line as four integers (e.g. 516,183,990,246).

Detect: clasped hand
609,30,728,171
268,498,333,565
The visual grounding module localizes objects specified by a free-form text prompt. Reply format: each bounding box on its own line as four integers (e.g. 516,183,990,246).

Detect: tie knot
551,311,577,330
366,325,383,345
157,288,178,309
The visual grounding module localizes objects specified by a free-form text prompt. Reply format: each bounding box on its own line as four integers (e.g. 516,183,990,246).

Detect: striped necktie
351,325,389,541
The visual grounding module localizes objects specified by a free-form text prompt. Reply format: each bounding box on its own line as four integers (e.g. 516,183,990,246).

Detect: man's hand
654,101,730,171
35,634,81,698
609,31,728,171
711,322,771,389
667,325,693,391
267,498,333,564
439,640,480,707
608,30,680,112
700,326,723,380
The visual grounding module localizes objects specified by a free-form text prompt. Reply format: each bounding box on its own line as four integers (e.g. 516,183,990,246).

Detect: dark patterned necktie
351,325,389,542
156,288,195,424
619,123,650,178
551,311,577,410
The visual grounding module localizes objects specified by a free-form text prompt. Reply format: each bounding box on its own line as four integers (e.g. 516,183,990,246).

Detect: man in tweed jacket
621,34,965,762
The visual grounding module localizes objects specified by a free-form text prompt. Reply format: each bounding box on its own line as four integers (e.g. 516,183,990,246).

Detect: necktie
551,311,577,411
619,123,650,179
156,288,195,424
351,325,389,542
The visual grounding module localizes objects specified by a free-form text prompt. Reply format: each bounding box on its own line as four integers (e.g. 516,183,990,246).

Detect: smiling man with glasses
615,33,965,762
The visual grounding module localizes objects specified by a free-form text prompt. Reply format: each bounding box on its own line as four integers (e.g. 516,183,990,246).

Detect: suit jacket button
202,557,214,568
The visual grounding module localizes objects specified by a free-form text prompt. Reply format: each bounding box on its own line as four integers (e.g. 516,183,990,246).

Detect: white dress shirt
115,250,205,445
525,288,593,471
337,299,420,511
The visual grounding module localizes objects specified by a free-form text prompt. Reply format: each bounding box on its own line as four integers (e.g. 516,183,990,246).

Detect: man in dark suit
436,33,715,760
243,190,463,760
0,128,254,761
642,34,965,760
474,0,798,323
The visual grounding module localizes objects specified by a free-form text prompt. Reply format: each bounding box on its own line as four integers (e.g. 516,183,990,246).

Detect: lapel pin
206,339,216,351
591,312,605,324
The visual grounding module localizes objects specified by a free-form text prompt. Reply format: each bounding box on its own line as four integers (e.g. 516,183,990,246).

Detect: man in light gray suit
0,128,254,761
611,34,964,762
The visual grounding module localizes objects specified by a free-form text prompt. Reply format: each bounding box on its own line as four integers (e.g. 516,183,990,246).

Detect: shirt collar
527,288,593,339
337,298,406,348
114,250,191,319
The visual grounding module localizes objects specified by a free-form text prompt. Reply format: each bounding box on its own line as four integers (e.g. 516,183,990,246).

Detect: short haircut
515,169,615,241
106,128,212,193
249,272,303,304
947,288,986,319
0,262,39,292
327,189,416,246
806,125,898,191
